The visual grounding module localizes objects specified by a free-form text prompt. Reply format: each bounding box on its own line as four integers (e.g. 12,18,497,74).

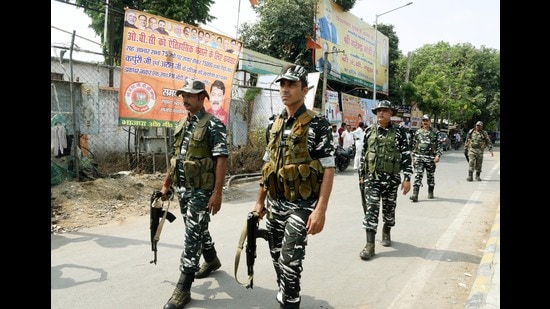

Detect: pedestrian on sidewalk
352,122,365,170
338,122,347,146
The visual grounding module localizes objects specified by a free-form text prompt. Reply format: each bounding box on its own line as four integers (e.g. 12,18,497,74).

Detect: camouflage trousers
467,148,484,173
412,156,437,188
265,207,311,304
362,172,400,231
176,187,215,274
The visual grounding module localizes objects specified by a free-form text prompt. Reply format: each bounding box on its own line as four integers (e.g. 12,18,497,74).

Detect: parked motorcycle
335,144,356,172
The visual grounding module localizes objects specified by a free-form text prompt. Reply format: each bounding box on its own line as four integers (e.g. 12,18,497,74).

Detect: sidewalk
465,203,500,308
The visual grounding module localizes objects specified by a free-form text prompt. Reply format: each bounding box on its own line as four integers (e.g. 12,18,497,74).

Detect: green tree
376,23,405,105
239,0,316,68
401,42,500,130
466,46,500,130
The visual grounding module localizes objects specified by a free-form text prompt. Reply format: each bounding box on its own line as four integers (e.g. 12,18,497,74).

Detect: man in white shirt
342,126,354,149
352,122,365,169
331,124,339,146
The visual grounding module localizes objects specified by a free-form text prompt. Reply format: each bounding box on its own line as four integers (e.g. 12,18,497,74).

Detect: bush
227,145,265,175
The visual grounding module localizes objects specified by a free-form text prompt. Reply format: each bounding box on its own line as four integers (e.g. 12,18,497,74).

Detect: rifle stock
150,190,176,265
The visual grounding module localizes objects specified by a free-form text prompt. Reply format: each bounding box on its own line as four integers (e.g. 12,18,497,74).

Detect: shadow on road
374,241,481,264
161,270,335,309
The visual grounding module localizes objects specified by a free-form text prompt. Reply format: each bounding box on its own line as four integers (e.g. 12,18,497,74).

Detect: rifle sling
234,221,254,287
153,198,171,242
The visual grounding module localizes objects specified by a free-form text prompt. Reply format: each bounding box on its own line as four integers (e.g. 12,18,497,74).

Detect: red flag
306,35,321,50
250,0,258,6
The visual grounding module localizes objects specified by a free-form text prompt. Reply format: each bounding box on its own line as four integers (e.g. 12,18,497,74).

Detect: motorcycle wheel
338,160,349,172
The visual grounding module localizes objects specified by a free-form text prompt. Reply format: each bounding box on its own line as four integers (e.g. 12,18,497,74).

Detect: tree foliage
376,23,403,104
400,42,500,130
333,0,356,11
239,0,316,68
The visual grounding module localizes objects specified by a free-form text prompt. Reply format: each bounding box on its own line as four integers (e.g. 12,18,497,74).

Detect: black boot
475,172,481,181
381,224,391,247
410,186,419,202
466,171,473,182
360,230,376,260
164,272,194,309
195,247,221,279
428,186,434,199
280,300,301,309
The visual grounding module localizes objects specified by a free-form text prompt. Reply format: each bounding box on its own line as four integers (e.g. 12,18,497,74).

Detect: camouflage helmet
476,121,483,126
275,64,308,85
371,100,397,115
176,78,209,100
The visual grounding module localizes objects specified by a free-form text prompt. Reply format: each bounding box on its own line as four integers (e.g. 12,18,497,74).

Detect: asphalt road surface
51,147,500,309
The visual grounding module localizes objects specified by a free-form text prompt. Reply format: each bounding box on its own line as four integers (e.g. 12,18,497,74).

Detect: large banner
315,0,389,94
118,9,240,128
323,89,341,123
341,93,364,128
361,98,378,126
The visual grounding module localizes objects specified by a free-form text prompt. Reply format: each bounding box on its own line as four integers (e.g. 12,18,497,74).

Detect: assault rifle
234,211,268,289
150,190,176,265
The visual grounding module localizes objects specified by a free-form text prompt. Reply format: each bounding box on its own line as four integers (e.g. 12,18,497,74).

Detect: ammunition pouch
183,157,215,190
262,160,323,201
417,142,432,154
470,141,482,149
170,157,186,186
261,161,281,199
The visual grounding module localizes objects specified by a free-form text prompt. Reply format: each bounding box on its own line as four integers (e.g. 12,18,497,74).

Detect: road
51,147,500,309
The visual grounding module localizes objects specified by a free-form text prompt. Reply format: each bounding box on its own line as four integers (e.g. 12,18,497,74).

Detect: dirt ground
50,172,253,233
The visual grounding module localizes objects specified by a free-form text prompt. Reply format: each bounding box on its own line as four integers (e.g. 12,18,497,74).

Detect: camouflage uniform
263,104,335,306
359,122,413,232
465,127,493,180
411,126,442,195
172,108,228,274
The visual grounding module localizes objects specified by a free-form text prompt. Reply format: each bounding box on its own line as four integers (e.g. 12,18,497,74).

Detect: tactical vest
466,129,489,149
169,113,216,190
364,125,401,175
414,128,438,155
261,110,324,201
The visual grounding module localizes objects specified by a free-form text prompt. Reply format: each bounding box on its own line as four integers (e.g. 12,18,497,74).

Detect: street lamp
373,2,413,105
321,49,345,112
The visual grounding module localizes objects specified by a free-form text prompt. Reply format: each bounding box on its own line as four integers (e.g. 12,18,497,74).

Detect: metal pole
372,2,413,105
321,49,345,113
103,0,109,47
69,31,80,181
236,0,241,39
373,17,378,106
402,51,412,105
321,51,329,112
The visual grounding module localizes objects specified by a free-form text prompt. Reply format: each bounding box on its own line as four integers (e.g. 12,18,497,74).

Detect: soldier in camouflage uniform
409,114,442,202
464,121,493,181
358,100,413,260
254,64,335,309
160,79,228,309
